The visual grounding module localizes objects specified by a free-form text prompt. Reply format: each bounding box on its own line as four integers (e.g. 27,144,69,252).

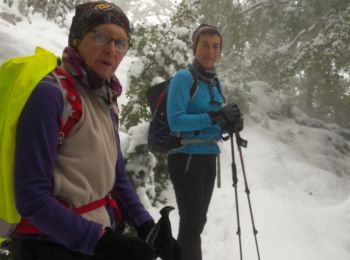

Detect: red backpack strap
15,194,121,234
73,195,121,225
51,67,83,145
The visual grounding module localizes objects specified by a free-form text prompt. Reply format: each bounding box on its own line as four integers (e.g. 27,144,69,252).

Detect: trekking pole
230,133,243,260
146,206,179,260
217,155,221,188
235,133,261,260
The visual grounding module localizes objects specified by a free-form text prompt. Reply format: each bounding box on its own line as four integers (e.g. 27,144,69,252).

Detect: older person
11,2,176,260
166,24,243,260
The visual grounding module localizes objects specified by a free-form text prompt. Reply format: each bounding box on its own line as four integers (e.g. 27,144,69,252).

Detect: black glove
95,227,155,260
225,116,244,134
208,104,243,133
137,220,155,241
138,207,182,260
209,104,242,126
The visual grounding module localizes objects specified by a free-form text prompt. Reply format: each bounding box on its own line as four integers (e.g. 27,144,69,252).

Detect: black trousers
168,153,216,260
10,238,101,260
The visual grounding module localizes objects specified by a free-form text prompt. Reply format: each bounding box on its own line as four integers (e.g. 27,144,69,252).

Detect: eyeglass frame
91,30,131,53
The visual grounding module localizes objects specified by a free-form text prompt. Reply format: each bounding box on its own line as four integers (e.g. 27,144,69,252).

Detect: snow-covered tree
3,0,86,25
241,0,350,128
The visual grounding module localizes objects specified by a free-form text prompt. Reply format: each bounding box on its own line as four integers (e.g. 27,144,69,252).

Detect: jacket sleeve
14,79,102,255
167,70,213,132
112,130,154,229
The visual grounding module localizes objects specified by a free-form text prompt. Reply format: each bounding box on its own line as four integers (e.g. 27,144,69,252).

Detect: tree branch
241,0,295,15
284,9,333,52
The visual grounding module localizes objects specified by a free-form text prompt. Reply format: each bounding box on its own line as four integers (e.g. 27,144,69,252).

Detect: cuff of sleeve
207,111,220,125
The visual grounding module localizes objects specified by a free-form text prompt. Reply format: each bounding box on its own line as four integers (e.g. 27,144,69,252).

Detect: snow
1,4,350,259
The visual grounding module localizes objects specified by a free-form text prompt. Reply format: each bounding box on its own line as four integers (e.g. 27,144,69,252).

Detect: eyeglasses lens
92,31,129,53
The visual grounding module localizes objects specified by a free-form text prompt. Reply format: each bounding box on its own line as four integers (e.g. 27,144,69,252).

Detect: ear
72,39,80,48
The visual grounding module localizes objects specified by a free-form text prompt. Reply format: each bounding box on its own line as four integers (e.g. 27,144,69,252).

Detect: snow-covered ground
1,4,350,260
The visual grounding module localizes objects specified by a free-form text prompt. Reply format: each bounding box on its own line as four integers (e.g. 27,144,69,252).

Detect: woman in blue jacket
167,24,243,260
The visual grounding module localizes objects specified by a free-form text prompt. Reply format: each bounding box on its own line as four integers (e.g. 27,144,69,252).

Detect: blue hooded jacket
167,66,224,155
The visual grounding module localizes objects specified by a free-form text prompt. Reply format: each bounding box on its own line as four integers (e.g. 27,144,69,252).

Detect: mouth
204,56,215,61
100,60,113,67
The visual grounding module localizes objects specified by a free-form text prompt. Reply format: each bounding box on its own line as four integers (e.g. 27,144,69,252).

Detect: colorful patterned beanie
68,1,131,47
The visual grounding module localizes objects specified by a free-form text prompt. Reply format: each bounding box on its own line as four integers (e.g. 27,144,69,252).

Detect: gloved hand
138,207,182,260
95,227,155,260
208,104,242,126
208,104,243,133
224,116,244,134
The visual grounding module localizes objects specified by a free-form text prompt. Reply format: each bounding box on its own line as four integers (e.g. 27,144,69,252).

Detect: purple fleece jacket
14,79,153,255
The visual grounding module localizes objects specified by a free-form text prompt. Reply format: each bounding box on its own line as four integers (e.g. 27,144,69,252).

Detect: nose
207,46,217,55
105,40,118,54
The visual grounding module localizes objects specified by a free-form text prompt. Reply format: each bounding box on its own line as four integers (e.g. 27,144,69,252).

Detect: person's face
77,23,129,80
194,34,221,70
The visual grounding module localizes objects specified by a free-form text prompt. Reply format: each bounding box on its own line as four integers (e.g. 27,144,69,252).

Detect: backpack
0,47,82,238
146,69,198,153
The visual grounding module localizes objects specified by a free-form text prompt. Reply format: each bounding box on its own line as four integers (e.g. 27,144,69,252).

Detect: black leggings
168,153,217,260
10,238,100,260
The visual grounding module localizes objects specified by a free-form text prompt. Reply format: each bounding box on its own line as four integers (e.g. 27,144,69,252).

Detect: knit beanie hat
192,24,222,54
68,1,131,47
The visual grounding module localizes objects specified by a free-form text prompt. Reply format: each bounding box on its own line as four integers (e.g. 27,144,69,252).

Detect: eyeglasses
91,30,130,53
